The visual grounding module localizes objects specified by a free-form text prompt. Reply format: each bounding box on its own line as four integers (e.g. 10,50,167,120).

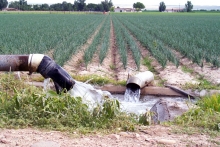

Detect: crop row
0,13,219,69
83,15,111,67
114,15,179,68
0,14,105,66
114,14,220,67
112,16,141,70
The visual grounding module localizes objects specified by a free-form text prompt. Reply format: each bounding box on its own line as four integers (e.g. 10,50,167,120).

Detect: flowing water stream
43,79,192,115
124,84,141,102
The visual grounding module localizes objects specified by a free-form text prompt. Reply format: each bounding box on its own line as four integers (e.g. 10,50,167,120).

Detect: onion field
0,12,220,69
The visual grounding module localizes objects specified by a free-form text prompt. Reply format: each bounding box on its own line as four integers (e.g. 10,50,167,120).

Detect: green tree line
3,0,113,11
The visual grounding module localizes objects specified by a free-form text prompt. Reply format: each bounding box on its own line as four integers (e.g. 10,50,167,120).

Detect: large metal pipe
0,54,75,93
0,55,29,71
126,71,154,89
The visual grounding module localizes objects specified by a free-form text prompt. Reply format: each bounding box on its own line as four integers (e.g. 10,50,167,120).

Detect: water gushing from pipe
124,71,154,102
124,83,140,102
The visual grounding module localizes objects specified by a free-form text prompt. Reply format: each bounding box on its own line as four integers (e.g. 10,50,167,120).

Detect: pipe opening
126,83,140,92
36,55,75,94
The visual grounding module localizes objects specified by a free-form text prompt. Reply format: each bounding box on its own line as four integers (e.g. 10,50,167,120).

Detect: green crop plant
1,13,219,69
83,16,111,68
99,17,111,64
0,14,106,66
112,16,141,70
112,18,127,69
115,14,179,68
112,13,220,68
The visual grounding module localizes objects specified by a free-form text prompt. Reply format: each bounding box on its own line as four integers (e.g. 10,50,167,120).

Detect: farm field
1,12,220,146
0,12,220,87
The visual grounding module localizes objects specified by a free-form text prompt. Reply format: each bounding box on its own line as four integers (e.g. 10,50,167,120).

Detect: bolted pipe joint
0,54,75,94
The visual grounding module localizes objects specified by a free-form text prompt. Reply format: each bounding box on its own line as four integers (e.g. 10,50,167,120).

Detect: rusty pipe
0,54,75,94
0,55,30,71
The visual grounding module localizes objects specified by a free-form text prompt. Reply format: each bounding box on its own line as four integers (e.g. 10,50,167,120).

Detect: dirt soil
1,125,219,147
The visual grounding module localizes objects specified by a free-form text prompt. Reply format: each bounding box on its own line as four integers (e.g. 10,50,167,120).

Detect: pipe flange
28,54,44,74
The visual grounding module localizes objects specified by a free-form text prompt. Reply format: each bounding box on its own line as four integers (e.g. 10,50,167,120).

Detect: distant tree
110,6,114,12
95,4,104,11
133,2,145,11
108,0,113,8
185,1,193,12
41,4,49,11
100,0,113,12
0,0,8,10
77,0,86,11
19,0,26,6
50,3,62,11
159,1,166,12
33,4,40,10
62,1,72,11
73,0,78,11
9,1,19,9
87,3,97,11
18,0,31,10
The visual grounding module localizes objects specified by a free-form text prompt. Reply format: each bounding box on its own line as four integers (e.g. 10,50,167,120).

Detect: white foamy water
43,79,191,115
43,78,51,92
124,88,140,102
68,81,112,108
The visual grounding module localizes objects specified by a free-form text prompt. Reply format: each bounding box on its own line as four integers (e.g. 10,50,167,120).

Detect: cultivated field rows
0,13,220,87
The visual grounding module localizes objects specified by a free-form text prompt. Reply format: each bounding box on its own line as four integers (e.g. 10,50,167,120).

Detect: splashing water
43,78,51,92
43,78,191,115
68,81,112,108
124,84,141,102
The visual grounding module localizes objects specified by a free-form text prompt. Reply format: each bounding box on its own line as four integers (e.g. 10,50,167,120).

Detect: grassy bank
0,74,137,134
0,73,220,135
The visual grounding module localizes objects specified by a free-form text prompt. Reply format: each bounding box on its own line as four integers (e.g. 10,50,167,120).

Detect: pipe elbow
29,54,75,93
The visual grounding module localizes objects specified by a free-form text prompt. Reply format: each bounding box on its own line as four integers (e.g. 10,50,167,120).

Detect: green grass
183,75,220,90
181,66,194,74
1,73,220,136
171,94,220,132
0,74,136,133
198,94,220,112
71,74,126,86
142,56,156,73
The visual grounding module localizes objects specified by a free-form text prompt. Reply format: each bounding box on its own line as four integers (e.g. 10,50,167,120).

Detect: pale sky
9,0,220,8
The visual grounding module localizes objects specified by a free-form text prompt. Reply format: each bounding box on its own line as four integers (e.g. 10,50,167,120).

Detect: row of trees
0,0,8,10
133,2,192,12
0,0,195,12
132,1,193,12
159,1,193,12
1,0,113,11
